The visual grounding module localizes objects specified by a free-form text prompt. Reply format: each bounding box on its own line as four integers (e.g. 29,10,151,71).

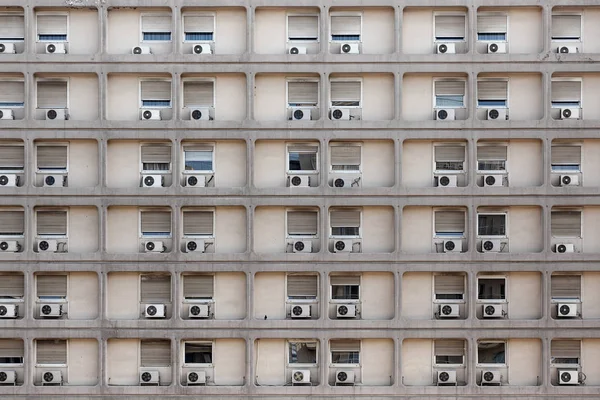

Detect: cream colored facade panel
68,339,99,386
213,272,246,320
401,272,433,320
68,272,99,320
253,272,286,320
69,206,99,253
361,272,394,320
107,339,139,386
507,339,541,386
401,339,433,385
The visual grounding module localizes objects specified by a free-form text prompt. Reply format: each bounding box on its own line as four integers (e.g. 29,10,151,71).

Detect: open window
330,340,360,366
551,145,581,173
477,341,506,365
287,144,318,175
435,14,466,41
0,80,24,108
287,274,318,300
140,80,172,108
434,144,465,173
184,342,212,365
551,79,581,109
435,80,466,108
477,144,507,172
37,14,67,42
36,339,67,365
478,277,506,301
552,14,581,41
0,339,23,365
288,15,318,42
141,14,172,42
330,209,360,238
551,210,581,238
477,80,508,108
477,14,507,42
477,213,506,237
287,210,318,238
140,209,171,238
183,274,213,300
183,145,213,173
434,274,465,301
0,13,24,43
435,340,465,365
551,340,580,365
141,340,171,367
37,80,68,110
183,14,214,42
330,275,359,300
330,14,361,42
288,341,318,365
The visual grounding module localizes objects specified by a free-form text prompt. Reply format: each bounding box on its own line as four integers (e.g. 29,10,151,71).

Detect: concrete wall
107,74,173,121
34,74,98,121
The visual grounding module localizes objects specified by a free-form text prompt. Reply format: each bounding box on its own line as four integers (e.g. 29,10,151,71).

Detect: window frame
433,78,466,109
181,77,216,108
477,211,508,238
287,13,319,43
287,340,319,367
433,143,467,174
550,143,582,173
286,208,319,239
0,78,25,108
329,12,362,43
477,142,509,173
477,275,507,303
551,77,583,109
36,12,69,43
140,13,173,43
476,78,509,109
330,340,361,367
551,13,583,42
286,78,320,108
139,142,172,174
182,340,213,367
35,208,68,239
476,12,509,42
433,273,466,302
329,207,362,239
329,78,363,108
433,340,465,367
182,12,215,43
433,208,467,239
476,340,507,367
36,78,70,110
286,273,319,301
433,11,467,42
182,143,215,174
329,275,360,302
181,207,215,239
35,339,68,367
0,13,25,42
139,78,172,109
139,207,172,239
286,142,319,175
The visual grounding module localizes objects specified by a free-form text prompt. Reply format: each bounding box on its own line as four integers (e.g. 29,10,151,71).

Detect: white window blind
477,14,507,34
140,211,171,235
140,274,171,303
331,146,360,166
435,211,465,233
434,275,464,294
435,146,465,162
552,81,581,102
37,146,67,169
141,340,171,367
551,275,581,298
288,81,319,105
0,81,24,104
37,15,67,36
552,15,581,39
183,275,213,298
37,275,67,297
140,81,171,101
330,210,360,228
552,146,581,164
551,211,581,237
183,81,214,107
435,15,466,39
551,340,580,359
330,81,361,104
0,146,24,169
330,275,360,286
142,15,171,33
36,340,67,364
36,210,67,236
477,81,508,100
0,15,24,39
287,211,318,236
0,274,24,297
141,145,171,164
435,81,466,96
0,211,24,235
288,15,318,40
478,146,507,161
183,211,214,236
287,275,318,298
0,339,23,358
184,15,214,34
435,340,465,356
37,81,67,109
330,16,360,36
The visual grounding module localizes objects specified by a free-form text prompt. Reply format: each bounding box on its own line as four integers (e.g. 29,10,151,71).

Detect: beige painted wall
68,9,99,54
214,141,247,187
69,206,98,253
475,8,542,54
583,140,600,187
401,207,433,253
68,339,98,385
106,272,139,319
475,74,543,121
107,8,172,55
213,8,246,55
254,272,286,319
582,9,600,53
360,140,395,187
253,140,287,188
361,207,395,253
507,272,542,319
582,272,600,319
401,272,433,319
582,207,600,253
402,339,433,385
580,74,600,120
507,339,541,385
107,339,139,386
213,272,246,320
106,206,138,253
331,74,394,121
506,140,543,187
583,339,600,385
68,140,99,187
213,339,246,385
361,273,395,320
361,9,395,55
255,339,286,385
180,74,246,121
213,207,247,253
402,74,468,121
253,207,287,253
68,272,98,320
107,74,172,121
507,206,543,253
360,339,394,385
402,141,433,188
106,140,140,188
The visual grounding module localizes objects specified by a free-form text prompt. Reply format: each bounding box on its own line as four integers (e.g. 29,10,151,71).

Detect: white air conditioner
0,174,18,187
290,304,311,318
336,303,357,318
141,174,163,188
486,108,507,120
437,370,457,384
435,108,455,121
332,175,361,188
45,109,67,120
289,46,307,55
436,42,456,54
141,109,161,120
143,241,165,253
184,239,205,253
187,370,206,385
557,303,578,318
0,109,14,120
481,239,502,253
40,304,62,318
436,175,458,187
37,239,58,253
0,43,16,54
41,370,62,385
556,243,575,253
188,304,210,318
290,108,312,121
144,303,166,318
139,370,159,384
340,43,359,54
185,175,206,187
484,174,503,187
292,240,312,253
439,303,459,318
190,107,211,121
0,240,19,252
132,46,151,55
558,45,578,54
0,370,16,384
443,240,462,253
192,43,212,54
560,108,580,120
336,369,355,384
333,239,353,253
288,175,310,187
559,174,579,187
330,108,351,121
0,304,18,318
43,174,65,187
45,43,66,54
487,42,507,54
481,369,500,384
292,369,310,384
483,304,503,318
559,369,578,385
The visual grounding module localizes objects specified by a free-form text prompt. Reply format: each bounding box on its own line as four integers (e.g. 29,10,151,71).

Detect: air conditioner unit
443,240,462,253
435,108,455,121
141,174,163,188
560,108,580,120
559,174,579,187
132,46,151,55
192,43,212,54
437,370,457,384
333,239,353,253
41,370,62,385
0,240,20,253
487,42,507,54
340,43,359,54
0,370,16,384
336,304,357,318
292,240,312,253
291,369,310,384
37,239,58,253
188,304,210,318
486,108,507,120
481,369,500,384
336,369,355,384
288,175,310,187
190,107,211,121
555,243,575,253
435,175,458,187
185,175,206,187
332,175,360,188
45,43,66,54
0,43,16,54
484,174,503,187
45,109,67,120
438,303,459,318
559,369,578,385
143,241,164,253
139,370,159,385
187,370,206,385
290,304,311,318
43,174,65,187
481,239,502,253
290,108,312,121
330,108,351,121
0,174,18,187
141,109,161,120
558,45,578,54
0,304,18,318
289,46,307,55
557,303,578,318
144,303,166,318
40,304,62,318
436,42,456,54
184,239,205,253
0,109,14,120
483,304,503,318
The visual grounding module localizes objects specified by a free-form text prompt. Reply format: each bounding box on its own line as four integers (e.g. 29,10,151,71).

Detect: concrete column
467,4,476,54
245,271,252,321
172,204,179,255
171,5,179,56
99,206,107,253
542,203,551,254
468,202,477,253
543,135,551,188
246,72,254,121
396,204,402,253
26,5,35,55
99,71,107,121
321,72,328,120
320,6,329,55
246,205,254,254
543,72,552,122
468,71,476,122
467,136,476,188
171,72,180,121
395,270,402,320
467,337,476,387
395,137,402,188
99,5,108,54
321,137,327,187
246,139,254,188
246,6,253,54
395,5,403,54
543,5,552,54
98,138,107,187
394,71,402,120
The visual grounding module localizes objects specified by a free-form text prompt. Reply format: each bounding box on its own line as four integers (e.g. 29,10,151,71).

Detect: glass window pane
143,32,171,41
478,342,506,364
435,355,463,364
478,161,506,171
331,351,360,364
331,227,359,236
478,214,506,236
142,162,169,171
288,342,317,364
436,95,464,107
289,152,317,172
185,151,213,171
331,35,360,41
478,33,507,41
331,285,359,300
185,33,213,41
436,161,463,171
185,343,212,364
478,278,506,300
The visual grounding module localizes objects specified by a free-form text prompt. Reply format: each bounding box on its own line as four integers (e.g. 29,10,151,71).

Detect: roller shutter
551,146,581,165
37,146,67,169
183,81,214,107
435,211,465,233
36,210,67,236
37,81,67,109
0,339,24,358
331,145,360,166
0,15,24,39
478,146,507,161
36,340,67,364
551,81,581,103
435,15,465,39
435,340,465,356
183,275,213,299
287,274,318,298
477,80,508,100
288,81,319,105
330,340,360,352
330,81,361,103
551,211,581,237
330,275,360,286
287,211,318,235
551,275,581,298
141,340,171,367
552,15,581,39
434,274,465,295
183,15,214,34
288,15,318,39
141,15,171,33
0,145,24,169
0,274,24,297
0,81,24,104
477,14,507,33
330,16,360,36
140,210,171,235
140,274,171,303
183,211,214,236
551,340,580,359
435,146,465,162
37,15,67,36
140,81,171,101
37,274,67,297
0,211,24,235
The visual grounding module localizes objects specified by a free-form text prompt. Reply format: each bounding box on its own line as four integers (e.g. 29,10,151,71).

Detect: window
36,145,67,171
183,15,214,42
184,342,212,365
551,145,581,172
36,274,67,301
0,340,24,364
330,209,360,237
140,274,171,303
434,145,465,171
477,80,508,108
141,14,171,41
434,274,465,300
287,80,319,107
552,15,581,41
183,210,214,237
140,210,171,237
184,146,213,172
287,274,318,300
36,210,67,237
287,210,318,237
551,275,581,301
330,15,360,41
140,80,171,108
183,274,213,300
287,145,318,173
0,81,24,107
140,340,170,367
0,14,25,41
141,144,171,171
183,81,214,108
330,144,360,171
37,80,68,109
478,277,506,300
330,80,361,107
36,340,67,365
477,14,507,41
435,80,465,108
0,210,24,236
434,210,465,237
477,341,505,365
551,340,580,365
551,80,581,108
477,145,507,171
288,341,317,364
330,340,360,365
0,145,24,171
0,274,24,300
37,14,67,41
288,15,318,42
435,14,466,41
435,340,465,365
551,210,581,238
477,213,506,236
330,275,359,300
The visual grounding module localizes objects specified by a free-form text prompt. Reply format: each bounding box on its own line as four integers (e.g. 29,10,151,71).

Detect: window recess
435,340,465,365
141,340,170,367
185,342,212,364
435,145,465,171
0,146,24,171
331,275,359,300
141,145,171,172
477,341,505,365
36,210,67,236
551,80,581,108
478,278,505,300
287,145,318,173
551,275,581,300
36,340,67,365
330,209,360,237
37,274,67,300
477,146,507,171
551,340,580,364
0,15,24,41
330,340,360,364
434,274,464,300
331,145,360,171
0,274,24,299
0,339,24,364
435,210,465,237
551,145,581,172
435,81,465,108
140,274,171,303
0,211,24,236
183,81,214,108
477,214,506,236
289,341,317,364
37,145,67,171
